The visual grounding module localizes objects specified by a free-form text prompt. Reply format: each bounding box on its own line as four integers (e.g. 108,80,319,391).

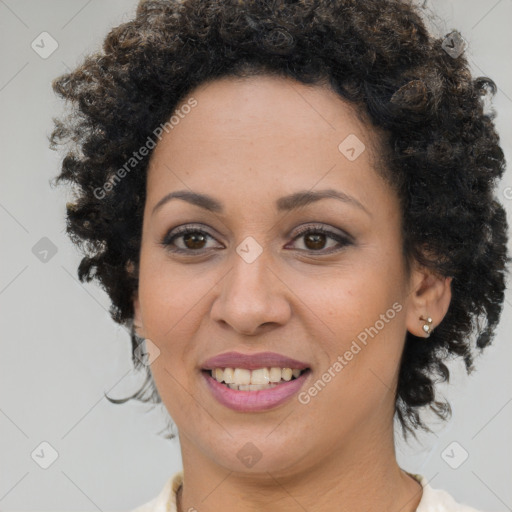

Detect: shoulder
131,471,183,512
410,473,483,512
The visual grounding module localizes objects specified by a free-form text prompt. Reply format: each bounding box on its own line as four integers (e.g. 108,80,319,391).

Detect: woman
50,0,509,511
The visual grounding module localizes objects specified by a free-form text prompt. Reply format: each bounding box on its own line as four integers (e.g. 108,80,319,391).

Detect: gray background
0,1,511,510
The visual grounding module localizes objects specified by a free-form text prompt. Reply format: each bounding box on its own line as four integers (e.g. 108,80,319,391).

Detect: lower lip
202,369,311,412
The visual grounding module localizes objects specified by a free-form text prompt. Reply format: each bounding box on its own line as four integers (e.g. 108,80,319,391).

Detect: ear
133,292,146,339
405,260,452,338
127,260,145,339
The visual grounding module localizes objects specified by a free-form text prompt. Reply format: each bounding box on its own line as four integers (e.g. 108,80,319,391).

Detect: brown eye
181,231,208,250
162,226,220,254
289,225,353,254
303,232,327,250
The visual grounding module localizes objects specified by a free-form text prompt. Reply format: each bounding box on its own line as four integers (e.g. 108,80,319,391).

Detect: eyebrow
152,188,371,217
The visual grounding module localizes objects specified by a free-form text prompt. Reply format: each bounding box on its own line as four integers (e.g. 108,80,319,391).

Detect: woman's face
134,75,428,475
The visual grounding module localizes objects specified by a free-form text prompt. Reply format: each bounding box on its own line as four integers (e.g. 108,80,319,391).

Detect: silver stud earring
419,315,433,338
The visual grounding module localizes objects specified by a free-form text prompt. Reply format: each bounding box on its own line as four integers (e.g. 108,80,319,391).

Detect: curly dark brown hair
50,0,510,438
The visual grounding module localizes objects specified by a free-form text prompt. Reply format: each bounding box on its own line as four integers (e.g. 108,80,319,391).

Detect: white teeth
281,368,292,381
269,367,282,382
233,368,251,385
251,368,270,385
223,367,235,384
209,366,306,389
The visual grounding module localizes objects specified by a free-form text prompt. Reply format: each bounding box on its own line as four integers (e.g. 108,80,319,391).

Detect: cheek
137,246,213,336
139,267,205,417
297,289,405,431
291,256,406,405
293,258,404,344
136,253,209,402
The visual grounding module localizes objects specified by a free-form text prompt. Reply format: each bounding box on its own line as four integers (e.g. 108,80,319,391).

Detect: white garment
131,470,482,512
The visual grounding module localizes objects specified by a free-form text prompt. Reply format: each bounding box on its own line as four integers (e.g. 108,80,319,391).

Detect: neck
176,422,423,512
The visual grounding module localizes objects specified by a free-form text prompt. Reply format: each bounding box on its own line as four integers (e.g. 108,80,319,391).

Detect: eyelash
161,223,353,255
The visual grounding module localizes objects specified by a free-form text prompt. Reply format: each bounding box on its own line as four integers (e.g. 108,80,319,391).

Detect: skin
133,75,452,512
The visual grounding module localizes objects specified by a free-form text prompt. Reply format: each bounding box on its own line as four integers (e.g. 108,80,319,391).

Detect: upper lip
201,351,310,370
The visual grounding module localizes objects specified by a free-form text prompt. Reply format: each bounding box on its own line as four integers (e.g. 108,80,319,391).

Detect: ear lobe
405,263,453,339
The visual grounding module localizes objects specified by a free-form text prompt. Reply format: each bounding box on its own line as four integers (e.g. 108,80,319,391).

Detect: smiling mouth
202,367,310,391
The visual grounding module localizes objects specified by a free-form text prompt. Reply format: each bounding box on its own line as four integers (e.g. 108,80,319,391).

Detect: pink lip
202,369,311,412
200,351,310,370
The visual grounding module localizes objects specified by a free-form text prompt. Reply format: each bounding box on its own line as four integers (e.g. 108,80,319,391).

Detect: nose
209,246,292,336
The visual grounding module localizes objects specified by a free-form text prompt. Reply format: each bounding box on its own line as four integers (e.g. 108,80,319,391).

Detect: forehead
146,74,391,212
167,74,368,140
